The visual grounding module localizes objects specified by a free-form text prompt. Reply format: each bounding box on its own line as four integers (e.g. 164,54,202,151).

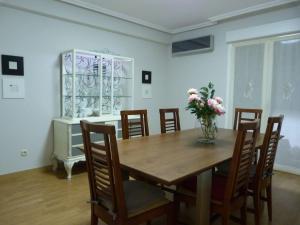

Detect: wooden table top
118,128,264,185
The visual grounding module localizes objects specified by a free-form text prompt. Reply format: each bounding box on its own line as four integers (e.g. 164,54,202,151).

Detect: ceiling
60,0,298,33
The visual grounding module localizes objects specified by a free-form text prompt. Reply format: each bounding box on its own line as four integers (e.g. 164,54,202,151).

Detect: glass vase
199,116,217,144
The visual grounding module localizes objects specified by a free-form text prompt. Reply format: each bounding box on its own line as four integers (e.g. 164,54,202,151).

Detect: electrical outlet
20,149,28,157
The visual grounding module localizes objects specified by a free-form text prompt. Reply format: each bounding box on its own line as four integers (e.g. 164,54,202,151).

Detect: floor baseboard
274,164,300,176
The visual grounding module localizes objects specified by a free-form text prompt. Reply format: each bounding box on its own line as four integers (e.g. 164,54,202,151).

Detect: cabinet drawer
118,130,122,139
72,122,105,134
72,124,82,134
72,133,104,146
71,147,85,157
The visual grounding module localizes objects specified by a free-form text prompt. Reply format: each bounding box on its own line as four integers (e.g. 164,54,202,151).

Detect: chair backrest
120,109,149,139
80,121,127,221
256,115,284,182
225,120,260,202
233,108,263,130
159,108,181,134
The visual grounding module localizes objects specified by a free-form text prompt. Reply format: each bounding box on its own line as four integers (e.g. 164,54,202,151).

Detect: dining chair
80,120,174,225
247,115,284,225
120,109,149,139
175,120,260,225
159,108,181,134
233,108,263,130
216,108,263,175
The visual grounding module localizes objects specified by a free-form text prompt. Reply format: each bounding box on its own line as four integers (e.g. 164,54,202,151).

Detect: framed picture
142,70,152,84
1,55,24,76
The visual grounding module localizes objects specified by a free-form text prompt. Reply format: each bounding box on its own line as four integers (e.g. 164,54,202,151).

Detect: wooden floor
0,164,299,225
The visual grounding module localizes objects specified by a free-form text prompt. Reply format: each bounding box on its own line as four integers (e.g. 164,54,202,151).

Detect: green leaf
210,89,215,98
200,87,209,92
200,91,208,98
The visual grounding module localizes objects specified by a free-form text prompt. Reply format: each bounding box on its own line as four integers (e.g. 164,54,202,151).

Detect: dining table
117,128,264,225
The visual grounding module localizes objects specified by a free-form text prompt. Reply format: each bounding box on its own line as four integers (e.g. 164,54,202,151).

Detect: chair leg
240,204,247,225
174,195,180,216
221,213,230,225
266,185,272,221
167,204,175,225
253,192,261,225
91,212,98,225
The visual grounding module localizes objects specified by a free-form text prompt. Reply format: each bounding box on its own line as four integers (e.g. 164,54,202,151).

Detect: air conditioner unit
172,35,214,56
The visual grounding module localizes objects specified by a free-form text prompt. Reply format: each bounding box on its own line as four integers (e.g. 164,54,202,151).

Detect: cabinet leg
52,157,58,172
64,161,74,179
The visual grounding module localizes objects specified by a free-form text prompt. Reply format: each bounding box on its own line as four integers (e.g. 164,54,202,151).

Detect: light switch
142,84,152,99
2,76,25,99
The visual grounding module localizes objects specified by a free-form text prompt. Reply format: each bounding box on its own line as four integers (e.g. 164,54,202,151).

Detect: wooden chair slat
159,108,181,134
121,110,149,139
233,108,262,131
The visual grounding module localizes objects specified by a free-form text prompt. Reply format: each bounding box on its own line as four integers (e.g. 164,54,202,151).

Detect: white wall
167,4,300,130
0,1,169,175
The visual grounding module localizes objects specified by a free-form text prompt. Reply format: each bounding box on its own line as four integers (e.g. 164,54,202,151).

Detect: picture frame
142,70,152,84
1,55,24,76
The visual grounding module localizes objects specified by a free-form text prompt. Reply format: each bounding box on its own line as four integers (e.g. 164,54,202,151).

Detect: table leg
195,169,212,225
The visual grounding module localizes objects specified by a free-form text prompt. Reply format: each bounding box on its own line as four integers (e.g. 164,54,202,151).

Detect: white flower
214,96,223,104
187,88,198,95
188,94,200,102
215,104,226,115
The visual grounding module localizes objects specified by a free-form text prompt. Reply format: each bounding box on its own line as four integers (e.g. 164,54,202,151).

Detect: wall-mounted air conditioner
172,35,214,56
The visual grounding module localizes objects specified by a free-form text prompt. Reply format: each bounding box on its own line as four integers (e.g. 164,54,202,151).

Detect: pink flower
207,98,218,108
215,104,225,115
188,94,200,102
187,88,198,95
214,96,223,104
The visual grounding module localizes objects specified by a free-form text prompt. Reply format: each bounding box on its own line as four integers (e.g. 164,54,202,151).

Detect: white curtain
271,38,300,170
232,35,300,172
233,44,264,109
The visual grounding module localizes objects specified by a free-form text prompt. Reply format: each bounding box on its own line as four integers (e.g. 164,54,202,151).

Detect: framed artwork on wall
1,55,24,76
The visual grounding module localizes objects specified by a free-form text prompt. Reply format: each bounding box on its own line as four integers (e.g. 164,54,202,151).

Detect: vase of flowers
186,82,225,143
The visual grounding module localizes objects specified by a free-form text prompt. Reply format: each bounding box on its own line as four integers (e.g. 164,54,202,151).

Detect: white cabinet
61,49,134,118
53,49,135,179
53,117,123,179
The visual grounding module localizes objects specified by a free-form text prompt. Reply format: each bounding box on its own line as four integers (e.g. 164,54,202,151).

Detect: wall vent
172,35,214,56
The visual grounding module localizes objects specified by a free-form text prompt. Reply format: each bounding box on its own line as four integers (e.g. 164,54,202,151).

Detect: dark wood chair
175,120,260,225
80,120,174,225
233,108,263,130
216,108,261,174
121,109,149,139
247,115,284,225
159,108,181,134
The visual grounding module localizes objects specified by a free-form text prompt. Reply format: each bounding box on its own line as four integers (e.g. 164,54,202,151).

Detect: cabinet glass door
113,57,133,115
75,52,101,118
101,56,112,115
62,52,73,117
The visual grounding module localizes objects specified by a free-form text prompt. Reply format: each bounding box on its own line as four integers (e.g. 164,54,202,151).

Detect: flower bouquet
186,82,225,143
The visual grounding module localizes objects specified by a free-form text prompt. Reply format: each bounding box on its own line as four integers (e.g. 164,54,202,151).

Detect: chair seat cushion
123,180,169,217
211,175,228,202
